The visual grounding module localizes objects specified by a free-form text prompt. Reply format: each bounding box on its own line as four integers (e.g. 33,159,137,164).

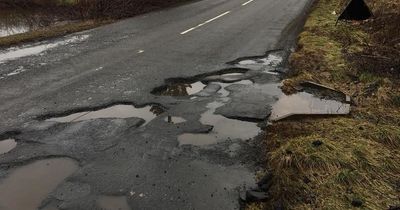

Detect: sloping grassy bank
257,0,400,209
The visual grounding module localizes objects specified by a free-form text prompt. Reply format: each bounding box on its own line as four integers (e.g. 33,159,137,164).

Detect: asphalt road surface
0,0,313,209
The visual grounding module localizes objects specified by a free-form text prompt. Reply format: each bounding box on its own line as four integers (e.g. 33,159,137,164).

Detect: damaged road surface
0,0,315,209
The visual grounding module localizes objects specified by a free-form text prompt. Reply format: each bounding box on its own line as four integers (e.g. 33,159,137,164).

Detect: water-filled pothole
152,81,207,96
0,158,79,210
45,104,163,125
151,69,250,97
97,195,130,210
165,116,187,124
178,101,260,146
269,91,351,121
229,50,285,74
0,138,16,155
214,80,254,98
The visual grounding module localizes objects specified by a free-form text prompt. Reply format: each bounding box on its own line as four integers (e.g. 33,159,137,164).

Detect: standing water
0,158,79,210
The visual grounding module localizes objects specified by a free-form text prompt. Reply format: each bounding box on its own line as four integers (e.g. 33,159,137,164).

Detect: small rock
312,140,323,147
351,199,363,207
245,190,269,202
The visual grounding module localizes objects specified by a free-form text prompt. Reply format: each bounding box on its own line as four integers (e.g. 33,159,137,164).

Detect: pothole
269,91,351,121
164,116,187,124
214,80,254,98
0,158,79,210
178,101,260,146
151,81,207,96
151,69,249,97
45,104,164,125
97,195,130,210
0,138,17,155
229,50,285,74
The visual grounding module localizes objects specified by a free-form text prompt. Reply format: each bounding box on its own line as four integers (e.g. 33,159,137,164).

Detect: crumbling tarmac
0,46,352,209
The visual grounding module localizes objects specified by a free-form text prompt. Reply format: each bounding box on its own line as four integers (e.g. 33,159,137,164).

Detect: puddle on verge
97,195,130,210
0,138,17,155
0,35,89,63
0,158,79,210
46,104,163,125
269,91,351,121
178,101,260,146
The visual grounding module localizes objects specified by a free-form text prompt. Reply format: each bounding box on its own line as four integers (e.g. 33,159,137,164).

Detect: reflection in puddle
0,9,53,38
178,101,260,146
46,104,163,125
153,81,206,96
165,116,187,124
0,138,17,155
0,35,89,63
0,25,29,37
0,158,78,210
186,81,207,95
270,91,351,121
97,195,130,210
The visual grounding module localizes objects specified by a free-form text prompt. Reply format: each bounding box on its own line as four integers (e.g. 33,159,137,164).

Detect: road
0,0,313,209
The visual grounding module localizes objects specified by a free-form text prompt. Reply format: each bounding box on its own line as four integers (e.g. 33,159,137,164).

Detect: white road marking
138,50,144,53
242,0,254,6
180,11,231,35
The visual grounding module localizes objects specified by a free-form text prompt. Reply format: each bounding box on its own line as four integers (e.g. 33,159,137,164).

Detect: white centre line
180,11,231,35
242,0,254,6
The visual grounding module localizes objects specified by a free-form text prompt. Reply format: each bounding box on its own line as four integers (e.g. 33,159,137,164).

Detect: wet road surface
0,0,315,209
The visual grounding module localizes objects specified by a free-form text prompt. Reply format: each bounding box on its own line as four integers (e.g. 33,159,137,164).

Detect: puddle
0,138,17,155
0,158,79,210
216,80,254,98
0,35,89,63
269,91,351,121
165,116,187,124
97,195,130,210
152,81,206,96
0,25,29,37
203,73,247,83
0,10,38,38
233,51,284,74
46,104,163,125
178,101,260,146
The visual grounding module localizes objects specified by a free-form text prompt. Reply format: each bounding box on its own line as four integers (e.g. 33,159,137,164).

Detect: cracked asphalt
0,0,314,209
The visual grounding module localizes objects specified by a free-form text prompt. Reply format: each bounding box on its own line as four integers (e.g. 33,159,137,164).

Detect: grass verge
254,0,400,209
